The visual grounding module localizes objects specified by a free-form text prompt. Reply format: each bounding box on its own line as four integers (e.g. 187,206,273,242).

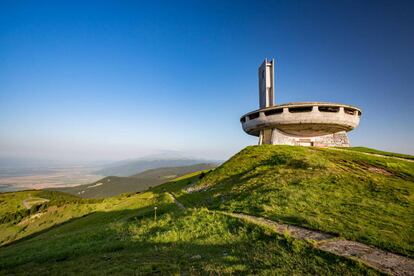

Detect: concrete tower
241,59,362,147
258,59,275,108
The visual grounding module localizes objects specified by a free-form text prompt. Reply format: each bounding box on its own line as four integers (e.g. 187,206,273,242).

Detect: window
288,106,313,113
248,112,260,120
318,106,339,113
264,108,283,116
344,108,355,115
240,117,246,123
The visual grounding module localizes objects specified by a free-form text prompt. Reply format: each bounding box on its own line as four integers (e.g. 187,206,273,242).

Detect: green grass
0,190,82,219
0,189,377,275
0,175,200,246
0,191,158,246
0,190,102,245
0,190,71,214
0,191,33,214
176,145,414,257
1,145,412,273
340,146,414,160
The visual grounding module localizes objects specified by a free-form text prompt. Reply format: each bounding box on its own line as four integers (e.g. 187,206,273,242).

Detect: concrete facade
241,59,361,147
267,129,350,147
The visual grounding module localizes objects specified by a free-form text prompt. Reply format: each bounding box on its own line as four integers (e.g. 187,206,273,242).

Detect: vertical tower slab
258,59,275,108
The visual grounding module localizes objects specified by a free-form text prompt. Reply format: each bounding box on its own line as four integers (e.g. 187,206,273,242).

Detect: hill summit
178,145,414,257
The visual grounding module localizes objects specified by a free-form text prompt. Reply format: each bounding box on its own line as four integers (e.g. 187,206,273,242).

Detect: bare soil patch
368,166,393,176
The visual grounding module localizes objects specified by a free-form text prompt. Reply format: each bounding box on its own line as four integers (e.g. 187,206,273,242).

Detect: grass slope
340,146,414,160
50,163,216,198
0,190,80,215
0,191,33,214
0,174,376,275
0,190,103,245
176,145,414,257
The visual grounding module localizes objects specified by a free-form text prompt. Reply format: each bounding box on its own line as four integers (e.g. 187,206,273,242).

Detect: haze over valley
0,154,220,192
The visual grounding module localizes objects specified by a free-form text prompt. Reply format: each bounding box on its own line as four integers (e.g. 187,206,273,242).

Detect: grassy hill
175,146,414,257
0,145,412,274
50,163,216,198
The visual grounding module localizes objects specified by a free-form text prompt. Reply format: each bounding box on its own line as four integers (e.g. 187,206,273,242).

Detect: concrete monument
240,59,361,147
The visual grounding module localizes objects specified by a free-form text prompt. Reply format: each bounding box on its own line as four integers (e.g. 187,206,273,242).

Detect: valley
0,166,103,192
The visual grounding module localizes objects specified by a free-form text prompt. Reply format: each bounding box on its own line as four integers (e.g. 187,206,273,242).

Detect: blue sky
0,0,413,161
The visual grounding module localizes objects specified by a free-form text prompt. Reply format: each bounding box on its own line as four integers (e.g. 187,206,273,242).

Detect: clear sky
1,0,413,162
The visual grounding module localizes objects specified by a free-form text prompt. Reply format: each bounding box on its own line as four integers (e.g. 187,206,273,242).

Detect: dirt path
22,196,49,210
22,199,31,209
166,192,414,275
224,212,414,276
166,192,186,211
331,148,414,163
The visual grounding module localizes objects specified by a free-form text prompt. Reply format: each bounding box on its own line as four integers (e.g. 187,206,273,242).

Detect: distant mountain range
50,163,216,198
94,156,221,177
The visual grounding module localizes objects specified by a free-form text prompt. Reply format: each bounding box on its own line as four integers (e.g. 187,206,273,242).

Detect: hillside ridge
49,163,216,198
174,145,414,257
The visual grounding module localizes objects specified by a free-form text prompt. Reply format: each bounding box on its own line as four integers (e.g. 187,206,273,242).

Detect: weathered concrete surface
270,129,350,147
242,102,361,137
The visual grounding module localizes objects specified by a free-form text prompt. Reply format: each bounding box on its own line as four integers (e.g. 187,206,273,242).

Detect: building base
259,129,350,147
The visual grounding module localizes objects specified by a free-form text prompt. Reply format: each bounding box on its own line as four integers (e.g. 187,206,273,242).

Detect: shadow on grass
0,212,95,248
0,203,374,275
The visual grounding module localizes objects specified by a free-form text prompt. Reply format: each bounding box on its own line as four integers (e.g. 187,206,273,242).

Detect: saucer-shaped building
240,59,361,147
